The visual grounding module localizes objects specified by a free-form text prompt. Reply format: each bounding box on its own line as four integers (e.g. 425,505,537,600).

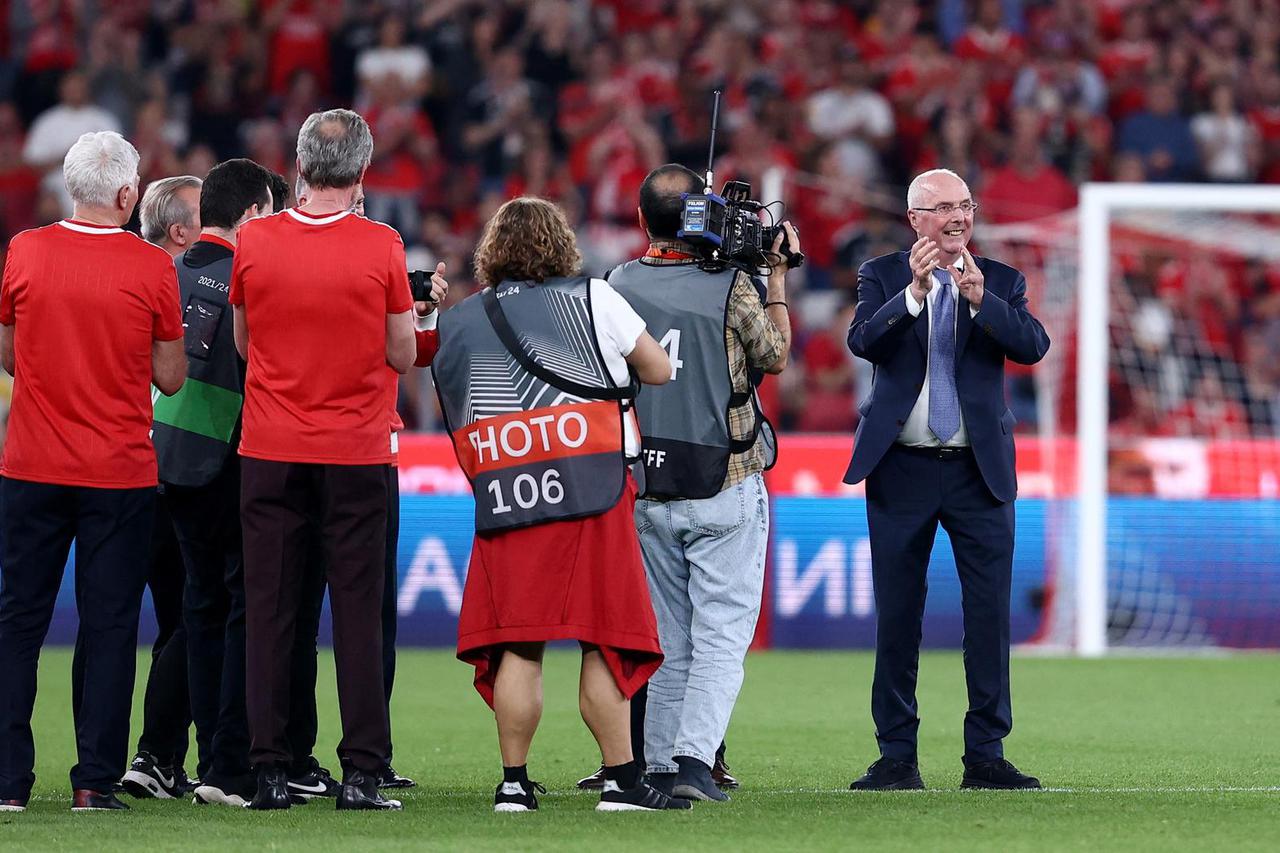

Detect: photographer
230,109,412,812
433,197,683,813
606,164,796,802
0,131,185,812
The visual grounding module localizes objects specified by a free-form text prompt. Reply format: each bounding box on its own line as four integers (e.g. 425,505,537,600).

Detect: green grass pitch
1,649,1277,851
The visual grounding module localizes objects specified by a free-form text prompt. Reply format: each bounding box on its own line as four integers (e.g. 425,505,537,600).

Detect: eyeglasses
911,201,979,215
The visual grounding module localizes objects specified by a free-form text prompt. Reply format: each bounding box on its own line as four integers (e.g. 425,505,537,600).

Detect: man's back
229,208,412,465
0,220,181,488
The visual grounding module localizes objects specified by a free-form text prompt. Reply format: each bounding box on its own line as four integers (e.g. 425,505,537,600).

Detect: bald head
639,164,704,240
906,168,969,210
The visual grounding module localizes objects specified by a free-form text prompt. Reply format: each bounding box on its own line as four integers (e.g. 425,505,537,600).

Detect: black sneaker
247,766,292,810
0,798,27,813
120,751,186,800
378,765,416,789
961,758,1041,790
72,789,129,811
193,774,256,808
646,772,676,797
494,779,546,813
576,764,606,790
672,756,729,802
597,780,692,812
287,758,340,800
336,769,402,811
850,757,925,791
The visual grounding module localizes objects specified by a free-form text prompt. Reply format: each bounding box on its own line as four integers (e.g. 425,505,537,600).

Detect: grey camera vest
608,259,776,499
152,240,244,488
432,276,635,534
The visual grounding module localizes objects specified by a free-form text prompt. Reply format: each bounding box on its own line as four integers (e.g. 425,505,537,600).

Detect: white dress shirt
897,262,980,448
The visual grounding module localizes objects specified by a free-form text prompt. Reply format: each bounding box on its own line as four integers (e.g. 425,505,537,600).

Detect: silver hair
139,175,202,245
906,168,969,209
295,109,373,190
62,131,141,207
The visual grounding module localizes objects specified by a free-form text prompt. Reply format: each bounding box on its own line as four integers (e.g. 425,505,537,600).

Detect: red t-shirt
229,208,413,464
0,220,182,488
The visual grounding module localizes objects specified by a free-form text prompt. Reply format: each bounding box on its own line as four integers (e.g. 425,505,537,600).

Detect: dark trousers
865,445,1014,765
286,465,401,770
0,479,153,798
168,461,250,784
241,459,389,773
129,495,190,767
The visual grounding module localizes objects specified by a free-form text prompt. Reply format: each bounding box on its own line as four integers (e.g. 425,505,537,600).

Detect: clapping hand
951,247,984,308
909,237,940,302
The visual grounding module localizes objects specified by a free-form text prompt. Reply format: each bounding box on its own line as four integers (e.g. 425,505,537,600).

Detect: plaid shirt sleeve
726,272,785,370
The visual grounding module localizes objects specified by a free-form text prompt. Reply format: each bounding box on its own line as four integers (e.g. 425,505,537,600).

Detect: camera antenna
703,89,721,194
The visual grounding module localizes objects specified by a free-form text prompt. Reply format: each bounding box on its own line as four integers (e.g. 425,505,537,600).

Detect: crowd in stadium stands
1,0,1279,438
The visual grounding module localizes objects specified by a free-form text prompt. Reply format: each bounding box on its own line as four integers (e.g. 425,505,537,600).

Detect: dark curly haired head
473,197,583,286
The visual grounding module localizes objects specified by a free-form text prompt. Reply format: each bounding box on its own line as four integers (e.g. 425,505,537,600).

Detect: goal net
977,184,1280,654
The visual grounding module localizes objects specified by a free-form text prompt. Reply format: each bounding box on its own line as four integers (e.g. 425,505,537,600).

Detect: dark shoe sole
961,779,1041,790
850,775,925,791
672,783,729,802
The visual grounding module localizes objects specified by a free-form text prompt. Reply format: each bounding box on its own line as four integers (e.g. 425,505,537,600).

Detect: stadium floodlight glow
1076,183,1280,657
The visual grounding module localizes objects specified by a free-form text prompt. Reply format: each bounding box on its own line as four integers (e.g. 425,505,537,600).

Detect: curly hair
473,197,583,286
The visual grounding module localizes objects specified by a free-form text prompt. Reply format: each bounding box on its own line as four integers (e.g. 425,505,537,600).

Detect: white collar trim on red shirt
57,219,125,234
285,208,353,226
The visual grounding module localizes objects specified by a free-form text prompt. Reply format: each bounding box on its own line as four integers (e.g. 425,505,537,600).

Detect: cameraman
607,164,795,801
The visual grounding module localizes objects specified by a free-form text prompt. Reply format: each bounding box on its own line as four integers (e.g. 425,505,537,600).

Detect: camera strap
482,287,640,402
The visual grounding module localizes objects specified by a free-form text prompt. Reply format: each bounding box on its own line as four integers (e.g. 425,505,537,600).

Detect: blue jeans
638,473,769,773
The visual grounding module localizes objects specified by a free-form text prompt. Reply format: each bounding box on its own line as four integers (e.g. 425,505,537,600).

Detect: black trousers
0,479,153,798
128,494,190,767
168,461,250,784
865,445,1015,765
241,459,389,773
286,465,401,770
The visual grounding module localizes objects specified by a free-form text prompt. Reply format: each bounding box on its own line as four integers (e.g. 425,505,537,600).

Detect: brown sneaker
711,755,739,790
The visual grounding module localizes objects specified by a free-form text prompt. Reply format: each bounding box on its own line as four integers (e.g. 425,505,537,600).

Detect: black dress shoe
961,758,1041,790
849,757,925,791
337,770,402,811
378,765,416,789
247,765,292,810
71,789,130,811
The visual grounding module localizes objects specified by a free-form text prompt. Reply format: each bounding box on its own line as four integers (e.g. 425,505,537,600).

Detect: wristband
765,301,788,309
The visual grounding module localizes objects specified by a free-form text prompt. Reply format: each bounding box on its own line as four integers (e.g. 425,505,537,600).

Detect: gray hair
906,168,969,209
296,109,373,190
139,175,202,245
63,131,141,207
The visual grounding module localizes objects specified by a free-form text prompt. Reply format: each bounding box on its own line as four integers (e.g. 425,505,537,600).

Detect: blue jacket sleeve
972,272,1051,365
846,260,921,364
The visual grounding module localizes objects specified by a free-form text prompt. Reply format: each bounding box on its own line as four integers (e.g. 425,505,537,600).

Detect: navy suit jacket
844,250,1050,503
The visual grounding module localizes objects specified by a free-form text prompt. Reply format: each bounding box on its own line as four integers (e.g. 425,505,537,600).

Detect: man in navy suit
845,169,1050,790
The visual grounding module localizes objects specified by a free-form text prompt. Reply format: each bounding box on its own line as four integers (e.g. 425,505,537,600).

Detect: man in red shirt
230,108,415,811
0,130,186,813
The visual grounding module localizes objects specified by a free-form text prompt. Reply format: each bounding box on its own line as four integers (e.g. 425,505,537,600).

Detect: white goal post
1076,183,1280,656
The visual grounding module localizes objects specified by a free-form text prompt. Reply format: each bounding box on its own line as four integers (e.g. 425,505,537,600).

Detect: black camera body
408,269,438,304
678,179,804,274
